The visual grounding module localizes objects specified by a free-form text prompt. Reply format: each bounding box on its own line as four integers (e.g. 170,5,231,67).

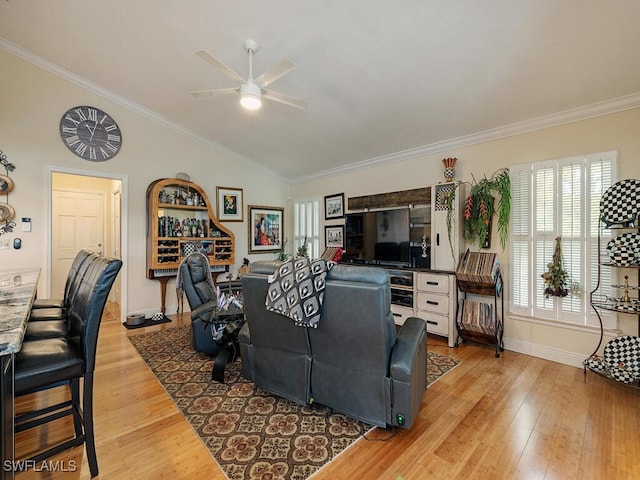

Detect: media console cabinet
345,263,458,347
344,183,462,347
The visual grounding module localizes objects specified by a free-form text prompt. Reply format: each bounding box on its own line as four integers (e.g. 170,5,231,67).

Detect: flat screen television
344,208,412,266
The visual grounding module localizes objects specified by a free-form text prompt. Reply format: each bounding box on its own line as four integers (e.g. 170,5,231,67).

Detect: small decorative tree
541,236,569,297
296,236,309,258
275,238,290,262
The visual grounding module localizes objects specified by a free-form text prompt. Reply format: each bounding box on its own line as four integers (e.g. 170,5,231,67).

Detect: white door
52,190,105,299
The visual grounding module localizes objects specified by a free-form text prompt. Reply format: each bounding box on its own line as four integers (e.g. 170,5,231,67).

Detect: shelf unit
146,178,235,312
455,251,504,357
585,218,640,387
388,268,415,325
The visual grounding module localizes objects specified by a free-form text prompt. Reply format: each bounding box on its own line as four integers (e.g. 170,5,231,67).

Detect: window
293,198,321,259
509,151,617,328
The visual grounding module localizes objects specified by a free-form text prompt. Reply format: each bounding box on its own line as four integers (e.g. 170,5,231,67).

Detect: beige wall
290,108,640,366
0,50,289,318
3,46,639,366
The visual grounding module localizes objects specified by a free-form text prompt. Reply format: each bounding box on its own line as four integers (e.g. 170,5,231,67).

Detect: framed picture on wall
216,186,243,222
324,193,345,220
325,225,344,248
248,205,284,253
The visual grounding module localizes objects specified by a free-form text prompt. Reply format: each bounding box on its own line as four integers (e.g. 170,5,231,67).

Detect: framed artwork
217,186,243,222
325,225,344,248
324,193,345,220
248,205,284,253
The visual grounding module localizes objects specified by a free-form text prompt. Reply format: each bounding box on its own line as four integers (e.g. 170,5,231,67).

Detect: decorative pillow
265,257,335,327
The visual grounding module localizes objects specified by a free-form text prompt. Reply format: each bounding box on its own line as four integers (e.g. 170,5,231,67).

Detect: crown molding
3,37,638,186
289,92,640,184
0,37,287,183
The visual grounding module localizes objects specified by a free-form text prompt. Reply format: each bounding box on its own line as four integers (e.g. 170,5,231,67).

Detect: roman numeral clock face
59,106,122,161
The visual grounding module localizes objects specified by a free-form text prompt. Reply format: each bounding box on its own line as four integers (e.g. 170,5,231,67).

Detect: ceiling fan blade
190,87,238,98
195,49,244,83
255,58,296,88
263,90,307,110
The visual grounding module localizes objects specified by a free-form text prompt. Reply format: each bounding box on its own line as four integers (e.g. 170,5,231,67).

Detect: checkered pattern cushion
585,336,640,384
606,232,640,266
599,179,640,227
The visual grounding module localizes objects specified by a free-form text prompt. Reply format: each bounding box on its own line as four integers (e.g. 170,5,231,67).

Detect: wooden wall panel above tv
347,187,431,211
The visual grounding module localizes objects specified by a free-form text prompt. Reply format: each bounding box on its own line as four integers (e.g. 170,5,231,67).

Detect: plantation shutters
509,151,617,328
293,198,321,259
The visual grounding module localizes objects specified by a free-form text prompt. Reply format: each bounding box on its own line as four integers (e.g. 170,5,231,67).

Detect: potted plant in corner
447,168,511,252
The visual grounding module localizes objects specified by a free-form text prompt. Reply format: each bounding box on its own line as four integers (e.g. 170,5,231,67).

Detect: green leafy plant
446,168,511,252
275,238,290,262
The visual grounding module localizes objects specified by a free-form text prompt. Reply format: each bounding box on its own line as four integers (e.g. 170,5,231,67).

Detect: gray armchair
239,261,427,429
177,252,222,356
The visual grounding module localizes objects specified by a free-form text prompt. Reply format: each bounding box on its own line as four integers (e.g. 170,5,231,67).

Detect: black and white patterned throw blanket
265,257,335,327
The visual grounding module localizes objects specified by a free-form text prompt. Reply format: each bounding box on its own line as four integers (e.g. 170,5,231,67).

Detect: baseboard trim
503,334,618,369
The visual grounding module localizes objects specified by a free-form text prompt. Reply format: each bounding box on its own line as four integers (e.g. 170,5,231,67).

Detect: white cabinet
431,182,463,271
390,304,414,326
415,272,457,347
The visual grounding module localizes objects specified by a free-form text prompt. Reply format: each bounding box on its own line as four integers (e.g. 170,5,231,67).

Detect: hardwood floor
14,306,640,480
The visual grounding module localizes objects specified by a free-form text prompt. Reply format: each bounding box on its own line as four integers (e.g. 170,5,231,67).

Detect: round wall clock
0,204,15,224
59,106,122,161
0,175,13,195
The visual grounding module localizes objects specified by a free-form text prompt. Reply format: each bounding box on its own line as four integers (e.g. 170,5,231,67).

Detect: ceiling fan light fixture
240,81,262,110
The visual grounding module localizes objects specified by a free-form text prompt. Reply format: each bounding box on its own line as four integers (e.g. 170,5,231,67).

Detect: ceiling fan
190,39,307,111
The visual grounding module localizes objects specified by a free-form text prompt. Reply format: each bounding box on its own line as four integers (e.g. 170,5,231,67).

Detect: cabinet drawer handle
426,281,439,286
426,320,438,325
426,300,439,306
392,313,401,317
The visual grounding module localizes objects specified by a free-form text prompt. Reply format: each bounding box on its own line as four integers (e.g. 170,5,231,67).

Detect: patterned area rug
129,325,460,480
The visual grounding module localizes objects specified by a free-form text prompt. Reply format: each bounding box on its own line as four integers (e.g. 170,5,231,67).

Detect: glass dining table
0,268,40,480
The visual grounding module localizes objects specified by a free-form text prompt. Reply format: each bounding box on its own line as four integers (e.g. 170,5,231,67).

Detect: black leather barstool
24,251,98,341
29,249,94,319
14,254,122,478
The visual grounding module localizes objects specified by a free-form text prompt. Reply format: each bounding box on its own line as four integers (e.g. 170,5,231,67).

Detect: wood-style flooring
14,305,640,479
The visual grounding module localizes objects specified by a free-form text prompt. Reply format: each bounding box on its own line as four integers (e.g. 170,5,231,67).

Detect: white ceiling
1,1,639,182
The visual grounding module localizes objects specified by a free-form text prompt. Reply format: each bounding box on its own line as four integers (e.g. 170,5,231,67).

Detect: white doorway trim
45,165,128,323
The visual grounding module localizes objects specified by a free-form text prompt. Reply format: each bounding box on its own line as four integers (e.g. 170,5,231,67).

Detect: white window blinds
509,151,617,328
293,198,321,259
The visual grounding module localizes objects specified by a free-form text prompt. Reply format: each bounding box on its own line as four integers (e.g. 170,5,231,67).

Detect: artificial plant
541,236,569,297
296,236,309,258
275,238,290,262
447,168,511,252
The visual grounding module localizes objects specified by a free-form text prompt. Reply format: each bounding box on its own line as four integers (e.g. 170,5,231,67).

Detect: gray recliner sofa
239,261,427,429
